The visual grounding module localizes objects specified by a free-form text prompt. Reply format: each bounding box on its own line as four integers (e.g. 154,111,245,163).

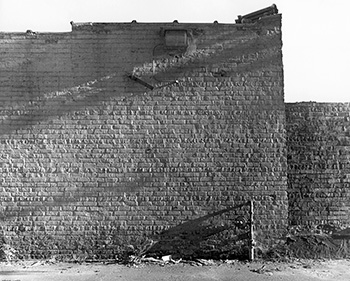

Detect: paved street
1,259,349,281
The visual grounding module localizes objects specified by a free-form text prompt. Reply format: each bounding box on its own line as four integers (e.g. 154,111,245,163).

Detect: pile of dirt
263,233,349,260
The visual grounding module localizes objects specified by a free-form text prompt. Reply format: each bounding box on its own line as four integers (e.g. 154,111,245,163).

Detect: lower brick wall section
0,78,288,260
286,102,350,229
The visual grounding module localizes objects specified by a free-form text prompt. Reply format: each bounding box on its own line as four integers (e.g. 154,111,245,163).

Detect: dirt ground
0,259,350,281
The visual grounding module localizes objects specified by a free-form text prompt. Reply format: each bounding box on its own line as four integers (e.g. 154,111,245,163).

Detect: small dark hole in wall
18,224,26,232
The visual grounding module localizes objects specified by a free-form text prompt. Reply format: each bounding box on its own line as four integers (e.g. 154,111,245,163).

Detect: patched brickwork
286,103,350,228
0,15,286,259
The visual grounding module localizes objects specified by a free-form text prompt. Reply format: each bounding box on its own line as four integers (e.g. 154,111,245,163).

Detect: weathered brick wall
0,15,287,259
286,103,350,229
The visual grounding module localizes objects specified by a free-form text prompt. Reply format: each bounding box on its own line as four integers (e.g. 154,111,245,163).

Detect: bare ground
1,259,350,281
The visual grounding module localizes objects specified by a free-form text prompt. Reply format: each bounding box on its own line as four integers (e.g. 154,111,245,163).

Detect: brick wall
286,103,350,229
0,15,287,259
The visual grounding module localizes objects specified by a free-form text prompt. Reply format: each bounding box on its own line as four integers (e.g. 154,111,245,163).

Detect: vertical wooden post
249,200,255,261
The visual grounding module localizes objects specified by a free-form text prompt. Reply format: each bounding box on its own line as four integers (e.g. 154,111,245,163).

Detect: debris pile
262,226,350,260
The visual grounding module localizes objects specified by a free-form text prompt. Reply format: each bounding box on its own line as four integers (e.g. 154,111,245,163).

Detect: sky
0,0,349,102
